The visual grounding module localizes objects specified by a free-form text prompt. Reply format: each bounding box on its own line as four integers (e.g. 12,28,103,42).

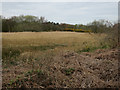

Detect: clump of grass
2,47,22,59
29,43,67,51
76,45,109,54
9,80,15,85
25,69,34,77
76,41,110,54
5,69,47,88
9,60,18,66
64,68,75,76
24,69,44,78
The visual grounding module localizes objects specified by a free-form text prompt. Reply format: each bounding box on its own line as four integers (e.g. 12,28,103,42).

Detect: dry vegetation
2,32,118,88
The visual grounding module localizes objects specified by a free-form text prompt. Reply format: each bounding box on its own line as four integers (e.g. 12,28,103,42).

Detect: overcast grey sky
2,2,118,25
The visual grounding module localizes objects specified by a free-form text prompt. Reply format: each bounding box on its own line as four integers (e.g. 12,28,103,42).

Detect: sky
118,2,120,23
2,2,118,25
1,0,120,2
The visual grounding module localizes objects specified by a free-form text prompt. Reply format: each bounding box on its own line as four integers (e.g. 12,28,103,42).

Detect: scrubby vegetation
2,31,119,88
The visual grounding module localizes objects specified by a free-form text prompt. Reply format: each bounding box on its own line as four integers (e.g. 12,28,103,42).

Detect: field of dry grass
2,31,107,52
2,32,118,88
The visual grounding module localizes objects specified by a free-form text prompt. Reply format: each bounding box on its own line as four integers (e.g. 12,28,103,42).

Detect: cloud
1,0,120,2
2,2,118,24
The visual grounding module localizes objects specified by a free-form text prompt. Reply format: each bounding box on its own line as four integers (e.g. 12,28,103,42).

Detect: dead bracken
2,48,118,88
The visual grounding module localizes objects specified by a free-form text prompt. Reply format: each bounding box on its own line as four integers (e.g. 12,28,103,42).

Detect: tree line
0,15,117,33
1,15,65,32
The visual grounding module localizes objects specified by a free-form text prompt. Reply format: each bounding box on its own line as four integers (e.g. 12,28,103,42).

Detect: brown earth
2,48,119,88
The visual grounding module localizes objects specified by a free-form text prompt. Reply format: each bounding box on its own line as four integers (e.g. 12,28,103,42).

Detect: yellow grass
2,31,106,52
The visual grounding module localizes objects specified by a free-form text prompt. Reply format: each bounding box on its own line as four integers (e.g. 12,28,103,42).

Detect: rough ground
2,48,119,88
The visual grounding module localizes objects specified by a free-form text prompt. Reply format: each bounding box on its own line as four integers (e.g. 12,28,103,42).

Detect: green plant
64,68,75,75
9,80,14,85
25,69,34,77
37,69,43,75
